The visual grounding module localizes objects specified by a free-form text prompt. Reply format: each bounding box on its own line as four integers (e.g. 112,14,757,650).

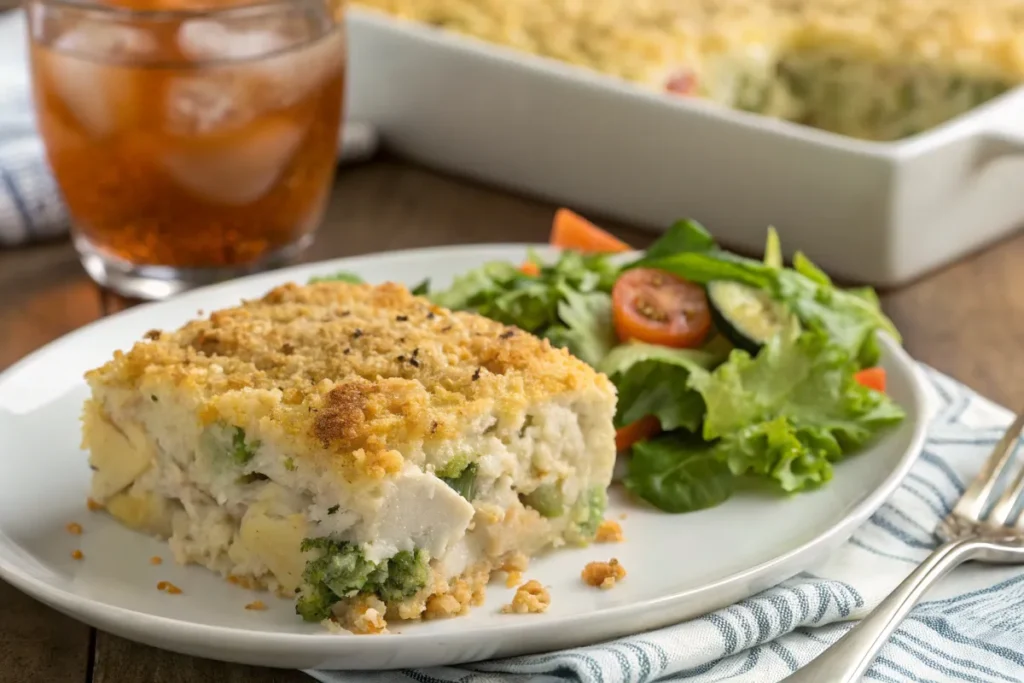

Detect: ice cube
165,72,256,135
255,28,346,108
42,25,156,137
177,19,292,62
159,117,305,205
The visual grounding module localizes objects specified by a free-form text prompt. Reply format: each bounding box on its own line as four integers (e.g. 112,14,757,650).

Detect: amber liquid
31,15,346,268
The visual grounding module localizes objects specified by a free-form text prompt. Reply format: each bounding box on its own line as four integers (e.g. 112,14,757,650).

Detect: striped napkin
309,368,1024,682
0,10,379,247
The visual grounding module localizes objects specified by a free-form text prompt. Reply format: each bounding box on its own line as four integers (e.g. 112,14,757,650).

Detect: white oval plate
0,245,929,670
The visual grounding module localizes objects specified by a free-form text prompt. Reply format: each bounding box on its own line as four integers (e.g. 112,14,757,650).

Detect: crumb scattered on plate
157,581,182,594
619,513,627,520
65,522,83,535
501,580,550,614
581,558,626,590
245,600,268,611
71,549,83,560
595,519,624,543
149,556,163,565
86,498,104,512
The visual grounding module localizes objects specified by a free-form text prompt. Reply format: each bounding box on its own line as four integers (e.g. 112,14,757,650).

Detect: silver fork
783,408,1024,683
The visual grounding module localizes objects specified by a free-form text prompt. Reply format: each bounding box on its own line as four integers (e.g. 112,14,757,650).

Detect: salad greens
417,219,906,514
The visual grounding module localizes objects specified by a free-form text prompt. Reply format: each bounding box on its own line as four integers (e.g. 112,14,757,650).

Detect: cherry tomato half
612,268,712,348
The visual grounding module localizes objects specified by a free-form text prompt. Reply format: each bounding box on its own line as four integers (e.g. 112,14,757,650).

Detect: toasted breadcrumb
66,522,83,535
245,600,268,611
505,570,524,588
595,520,624,543
582,558,626,590
500,551,529,588
157,581,183,594
71,549,84,560
86,498,104,512
501,580,550,614
150,556,163,565
348,598,389,634
424,593,463,619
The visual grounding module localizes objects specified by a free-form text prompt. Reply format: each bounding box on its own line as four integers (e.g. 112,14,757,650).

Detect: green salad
414,219,906,514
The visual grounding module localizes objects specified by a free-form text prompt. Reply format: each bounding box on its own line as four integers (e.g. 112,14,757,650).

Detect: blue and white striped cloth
310,368,1024,683
0,10,379,247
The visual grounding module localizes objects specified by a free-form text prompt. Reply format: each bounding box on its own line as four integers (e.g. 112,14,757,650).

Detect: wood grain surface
2,157,1023,682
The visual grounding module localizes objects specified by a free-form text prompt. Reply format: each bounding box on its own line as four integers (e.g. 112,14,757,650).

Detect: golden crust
85,281,612,479
356,0,1024,82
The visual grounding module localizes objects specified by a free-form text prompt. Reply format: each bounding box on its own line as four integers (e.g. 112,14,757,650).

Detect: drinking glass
27,0,347,299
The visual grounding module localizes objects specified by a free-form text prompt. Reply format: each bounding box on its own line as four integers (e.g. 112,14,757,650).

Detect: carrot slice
551,208,631,253
854,367,886,393
615,415,662,452
519,261,540,277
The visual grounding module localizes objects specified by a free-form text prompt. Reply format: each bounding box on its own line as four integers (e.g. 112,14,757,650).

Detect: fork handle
782,539,984,683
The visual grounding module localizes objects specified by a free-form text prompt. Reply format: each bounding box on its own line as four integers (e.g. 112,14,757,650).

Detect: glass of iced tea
27,0,347,299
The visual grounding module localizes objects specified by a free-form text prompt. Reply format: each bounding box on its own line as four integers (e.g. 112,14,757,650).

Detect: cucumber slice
706,281,793,353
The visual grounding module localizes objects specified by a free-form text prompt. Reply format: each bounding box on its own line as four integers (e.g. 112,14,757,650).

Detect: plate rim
0,243,931,659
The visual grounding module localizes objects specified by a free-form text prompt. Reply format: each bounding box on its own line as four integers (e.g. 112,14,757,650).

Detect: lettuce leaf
599,342,726,431
544,289,617,368
688,324,906,492
625,434,734,513
427,251,620,365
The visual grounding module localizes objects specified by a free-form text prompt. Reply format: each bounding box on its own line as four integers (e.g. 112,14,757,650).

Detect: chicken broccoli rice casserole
356,0,1024,140
81,281,616,631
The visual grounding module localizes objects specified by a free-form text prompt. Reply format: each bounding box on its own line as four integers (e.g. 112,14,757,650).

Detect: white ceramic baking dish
346,7,1024,287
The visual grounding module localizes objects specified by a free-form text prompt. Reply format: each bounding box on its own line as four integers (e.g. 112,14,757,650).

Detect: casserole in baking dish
355,0,1024,142
346,6,1024,286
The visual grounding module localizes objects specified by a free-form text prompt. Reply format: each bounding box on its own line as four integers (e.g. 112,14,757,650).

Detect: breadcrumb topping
582,558,626,590
86,498,104,512
595,520,624,543
71,549,84,560
150,556,163,565
501,580,550,614
86,281,609,480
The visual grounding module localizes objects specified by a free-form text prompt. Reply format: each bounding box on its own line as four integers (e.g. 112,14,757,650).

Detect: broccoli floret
308,271,364,284
520,482,565,518
230,427,259,465
295,582,338,622
378,550,431,602
570,486,608,540
295,538,431,622
438,462,478,501
435,454,470,479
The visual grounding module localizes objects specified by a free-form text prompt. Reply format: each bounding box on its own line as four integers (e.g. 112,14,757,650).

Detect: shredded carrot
86,498,104,512
615,415,662,452
66,522,83,535
519,261,540,277
854,367,887,393
150,556,163,565
550,208,631,253
71,550,84,560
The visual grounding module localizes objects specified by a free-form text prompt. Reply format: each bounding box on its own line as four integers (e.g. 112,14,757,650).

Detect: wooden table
2,157,1024,682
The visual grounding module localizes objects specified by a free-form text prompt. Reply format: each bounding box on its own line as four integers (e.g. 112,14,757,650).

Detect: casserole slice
81,281,617,632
